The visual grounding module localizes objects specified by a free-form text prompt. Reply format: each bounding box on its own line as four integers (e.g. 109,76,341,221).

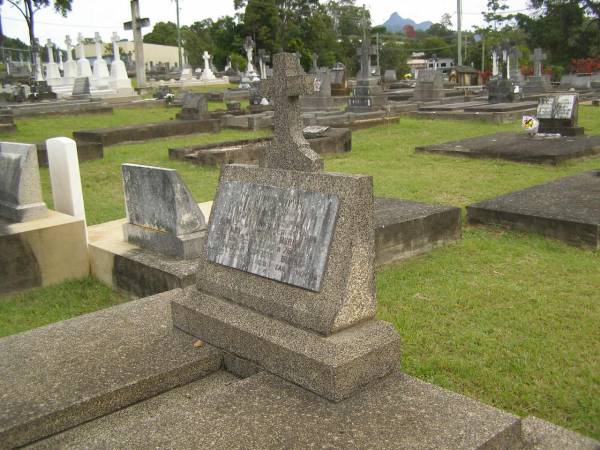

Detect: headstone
76,33,93,79
384,70,397,83
348,26,384,112
508,46,524,85
63,35,78,84
491,47,499,77
178,92,208,120
121,163,207,258
110,32,134,93
171,52,400,401
92,32,111,89
413,68,444,101
45,39,62,86
260,54,322,172
536,94,583,136
180,66,193,81
242,36,259,83
72,77,91,98
46,138,86,222
0,142,48,222
524,48,551,95
330,62,348,96
201,51,216,81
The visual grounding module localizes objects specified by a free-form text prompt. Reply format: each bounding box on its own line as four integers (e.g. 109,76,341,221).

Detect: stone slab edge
171,287,401,402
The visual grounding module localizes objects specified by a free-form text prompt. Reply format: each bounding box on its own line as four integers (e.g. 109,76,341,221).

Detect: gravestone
348,27,384,112
121,164,206,258
384,69,397,84
72,77,91,99
536,94,583,136
0,142,48,222
330,62,348,96
524,48,551,95
487,78,519,103
301,67,335,111
171,53,400,402
177,92,208,120
413,69,444,101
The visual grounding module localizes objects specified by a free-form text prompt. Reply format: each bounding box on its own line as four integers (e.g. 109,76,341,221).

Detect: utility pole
175,0,182,68
457,0,462,66
130,0,146,88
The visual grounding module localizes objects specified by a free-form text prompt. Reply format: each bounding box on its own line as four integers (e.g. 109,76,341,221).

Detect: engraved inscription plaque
206,181,339,291
536,96,554,119
554,94,575,119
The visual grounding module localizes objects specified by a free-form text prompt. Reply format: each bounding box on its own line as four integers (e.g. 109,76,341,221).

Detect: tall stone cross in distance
65,35,74,61
260,53,323,172
533,48,547,77
46,39,55,63
203,51,210,71
112,32,122,60
357,24,373,81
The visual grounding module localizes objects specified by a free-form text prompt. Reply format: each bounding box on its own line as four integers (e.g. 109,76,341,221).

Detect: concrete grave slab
467,170,600,249
31,371,526,449
0,290,223,448
89,199,460,298
375,198,461,266
416,131,600,164
0,210,88,296
73,118,220,147
0,142,47,222
169,128,351,166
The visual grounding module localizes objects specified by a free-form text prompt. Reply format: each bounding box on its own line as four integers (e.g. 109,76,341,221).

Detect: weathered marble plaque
206,181,339,291
537,94,576,119
536,96,555,119
554,94,576,119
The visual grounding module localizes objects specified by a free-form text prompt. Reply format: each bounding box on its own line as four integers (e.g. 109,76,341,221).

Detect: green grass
0,105,599,439
0,277,129,338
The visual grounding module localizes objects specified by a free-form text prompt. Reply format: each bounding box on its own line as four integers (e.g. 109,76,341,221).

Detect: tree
529,0,600,20
2,0,72,81
143,22,179,46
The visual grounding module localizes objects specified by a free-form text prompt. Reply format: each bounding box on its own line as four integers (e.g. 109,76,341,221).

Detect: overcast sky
1,0,531,49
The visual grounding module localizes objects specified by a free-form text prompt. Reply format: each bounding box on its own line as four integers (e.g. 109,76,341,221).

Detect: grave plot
467,170,600,250
0,139,88,296
73,118,221,147
169,127,351,166
416,94,600,164
412,100,537,123
416,131,600,164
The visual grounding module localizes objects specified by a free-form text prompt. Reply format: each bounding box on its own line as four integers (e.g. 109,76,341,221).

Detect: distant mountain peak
382,13,432,32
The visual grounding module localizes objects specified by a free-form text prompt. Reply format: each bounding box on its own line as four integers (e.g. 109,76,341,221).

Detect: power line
1,14,119,29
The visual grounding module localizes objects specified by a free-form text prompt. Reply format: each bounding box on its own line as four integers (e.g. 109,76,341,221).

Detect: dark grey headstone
72,77,91,97
121,163,206,258
536,94,581,135
206,181,339,291
179,92,208,120
0,142,47,222
413,69,444,101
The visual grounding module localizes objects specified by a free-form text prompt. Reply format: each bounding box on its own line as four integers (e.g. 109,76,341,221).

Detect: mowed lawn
0,104,598,439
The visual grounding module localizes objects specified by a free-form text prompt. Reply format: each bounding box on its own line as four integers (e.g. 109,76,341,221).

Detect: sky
1,0,531,50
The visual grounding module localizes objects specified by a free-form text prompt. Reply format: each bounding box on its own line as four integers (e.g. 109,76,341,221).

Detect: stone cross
65,35,74,61
94,32,103,60
112,32,121,59
77,33,86,60
203,51,210,71
533,48,547,77
260,52,323,172
46,39,55,63
58,50,64,69
311,52,318,73
357,25,375,81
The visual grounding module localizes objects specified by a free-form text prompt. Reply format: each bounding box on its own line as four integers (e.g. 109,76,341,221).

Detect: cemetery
0,0,599,448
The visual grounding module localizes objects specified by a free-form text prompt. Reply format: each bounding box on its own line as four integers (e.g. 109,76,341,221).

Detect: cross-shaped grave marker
260,52,322,172
533,48,547,77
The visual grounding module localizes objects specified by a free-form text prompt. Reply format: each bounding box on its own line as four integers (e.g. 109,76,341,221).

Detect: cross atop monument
357,26,376,81
65,35,74,61
46,39,55,63
311,52,318,74
260,52,323,172
112,32,121,59
533,47,547,77
203,51,210,69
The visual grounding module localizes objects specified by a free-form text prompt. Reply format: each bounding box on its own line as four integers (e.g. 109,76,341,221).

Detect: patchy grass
0,104,599,439
0,277,128,338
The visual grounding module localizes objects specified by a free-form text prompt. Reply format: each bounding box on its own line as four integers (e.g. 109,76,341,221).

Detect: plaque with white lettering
206,181,339,291
536,96,555,119
554,95,575,119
